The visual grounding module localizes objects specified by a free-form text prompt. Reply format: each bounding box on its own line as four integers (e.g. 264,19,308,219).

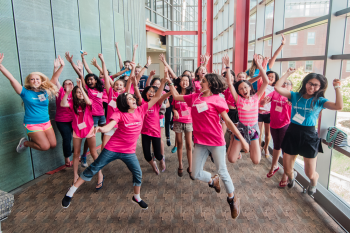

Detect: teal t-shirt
121,67,131,77
246,63,270,90
20,88,50,124
289,91,328,126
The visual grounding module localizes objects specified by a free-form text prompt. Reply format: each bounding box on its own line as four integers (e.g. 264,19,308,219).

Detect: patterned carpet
2,132,345,232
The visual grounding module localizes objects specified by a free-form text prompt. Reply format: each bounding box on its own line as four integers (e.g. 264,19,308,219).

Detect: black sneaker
62,195,72,208
209,153,214,163
132,196,148,209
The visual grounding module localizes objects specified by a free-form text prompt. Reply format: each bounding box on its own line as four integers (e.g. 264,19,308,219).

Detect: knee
185,142,191,151
40,144,51,151
50,142,57,149
251,158,260,165
228,156,237,164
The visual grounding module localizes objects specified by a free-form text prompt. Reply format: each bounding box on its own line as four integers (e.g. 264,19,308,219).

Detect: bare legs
175,131,193,172
25,128,57,151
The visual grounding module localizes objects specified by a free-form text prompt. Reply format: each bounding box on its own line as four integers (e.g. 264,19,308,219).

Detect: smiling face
126,94,137,110
183,71,191,77
238,82,251,99
180,76,190,90
146,87,156,101
200,77,210,92
305,78,321,96
124,62,131,70
86,76,97,88
63,80,74,92
236,73,246,82
267,72,276,85
135,67,141,76
75,87,84,100
113,80,125,93
152,80,161,89
29,74,42,88
197,67,207,79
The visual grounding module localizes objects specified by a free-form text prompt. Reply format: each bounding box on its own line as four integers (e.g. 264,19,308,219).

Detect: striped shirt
237,94,259,126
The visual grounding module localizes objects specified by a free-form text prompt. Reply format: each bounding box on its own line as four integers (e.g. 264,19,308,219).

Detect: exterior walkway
2,133,345,232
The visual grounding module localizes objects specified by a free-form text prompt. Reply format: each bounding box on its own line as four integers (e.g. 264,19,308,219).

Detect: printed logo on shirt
148,109,154,113
125,122,141,127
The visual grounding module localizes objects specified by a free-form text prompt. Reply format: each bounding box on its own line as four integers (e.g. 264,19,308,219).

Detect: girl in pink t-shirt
169,74,194,179
167,72,249,220
224,54,269,165
60,78,104,190
142,71,171,175
62,78,166,210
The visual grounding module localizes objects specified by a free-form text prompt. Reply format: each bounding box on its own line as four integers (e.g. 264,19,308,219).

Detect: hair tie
124,92,128,95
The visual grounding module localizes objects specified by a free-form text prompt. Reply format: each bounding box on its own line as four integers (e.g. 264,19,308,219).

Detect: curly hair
298,73,328,109
85,73,104,92
24,72,58,98
176,74,193,95
234,80,256,97
117,93,138,112
142,86,159,102
205,73,227,94
72,86,89,115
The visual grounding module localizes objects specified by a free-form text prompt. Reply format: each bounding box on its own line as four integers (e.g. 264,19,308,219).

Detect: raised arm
148,74,167,110
145,70,155,87
65,52,84,80
222,55,238,103
132,44,138,63
202,53,211,67
323,79,343,111
115,42,124,69
158,92,172,106
91,57,103,74
110,69,127,79
166,76,185,102
136,56,151,83
159,54,177,80
60,83,73,107
99,53,110,95
77,78,91,105
130,76,142,106
53,57,60,74
76,60,86,88
81,51,92,74
0,53,22,94
51,55,65,88
269,34,286,68
274,68,296,99
255,56,269,99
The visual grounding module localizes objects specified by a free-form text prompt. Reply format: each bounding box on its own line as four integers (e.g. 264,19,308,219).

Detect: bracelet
226,67,230,69
144,65,148,69
334,85,341,89
169,83,174,86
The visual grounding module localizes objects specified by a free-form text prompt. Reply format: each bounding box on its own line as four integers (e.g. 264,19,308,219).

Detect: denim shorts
93,115,106,127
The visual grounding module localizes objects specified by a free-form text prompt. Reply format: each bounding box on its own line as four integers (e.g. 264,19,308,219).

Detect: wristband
144,65,148,69
169,83,174,86
226,67,230,69
334,85,340,89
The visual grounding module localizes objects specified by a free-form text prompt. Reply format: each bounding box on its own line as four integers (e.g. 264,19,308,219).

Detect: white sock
134,194,141,202
66,185,78,197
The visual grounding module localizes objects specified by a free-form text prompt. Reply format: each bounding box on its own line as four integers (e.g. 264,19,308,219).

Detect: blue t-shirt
121,67,131,77
20,88,50,124
138,75,149,92
246,63,271,90
289,91,328,126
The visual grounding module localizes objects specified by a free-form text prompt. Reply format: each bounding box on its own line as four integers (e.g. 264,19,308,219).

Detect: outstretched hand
281,34,286,45
65,52,73,63
0,53,3,65
81,51,87,58
333,79,341,87
150,70,156,76
286,67,296,75
222,54,230,68
147,56,152,66
54,57,60,70
58,55,65,67
98,53,104,62
76,78,82,88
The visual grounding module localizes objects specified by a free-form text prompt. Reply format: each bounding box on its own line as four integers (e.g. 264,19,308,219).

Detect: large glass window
307,32,315,45
264,2,274,36
290,33,298,45
249,14,256,41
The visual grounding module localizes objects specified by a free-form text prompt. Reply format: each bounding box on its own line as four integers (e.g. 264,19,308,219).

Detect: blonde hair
24,72,58,97
248,54,262,77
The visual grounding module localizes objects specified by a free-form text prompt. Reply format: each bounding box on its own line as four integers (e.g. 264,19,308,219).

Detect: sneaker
81,156,87,167
166,138,171,146
288,171,297,189
227,196,240,219
171,146,177,153
132,196,148,209
16,137,28,153
307,185,317,196
160,157,166,172
209,174,220,193
62,195,72,208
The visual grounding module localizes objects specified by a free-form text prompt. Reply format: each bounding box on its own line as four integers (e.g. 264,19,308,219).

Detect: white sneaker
16,137,28,153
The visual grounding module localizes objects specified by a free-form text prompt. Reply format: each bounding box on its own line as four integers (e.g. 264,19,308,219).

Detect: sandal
65,161,73,167
187,168,195,180
279,180,288,188
96,175,104,191
178,168,183,177
238,153,242,160
267,167,279,178
160,157,166,172
152,161,159,175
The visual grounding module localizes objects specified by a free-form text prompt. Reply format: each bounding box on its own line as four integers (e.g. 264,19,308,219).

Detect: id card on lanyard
292,97,309,124
77,110,87,130
178,101,190,116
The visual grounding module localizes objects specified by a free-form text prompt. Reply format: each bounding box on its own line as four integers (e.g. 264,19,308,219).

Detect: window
346,61,350,72
288,61,296,69
305,61,313,72
290,33,298,45
307,32,315,45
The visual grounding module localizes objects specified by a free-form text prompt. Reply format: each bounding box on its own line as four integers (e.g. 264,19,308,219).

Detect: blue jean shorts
93,115,106,127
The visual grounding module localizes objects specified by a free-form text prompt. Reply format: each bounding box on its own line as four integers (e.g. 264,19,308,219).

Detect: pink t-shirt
194,80,201,93
141,99,161,138
69,102,94,138
236,94,259,126
86,85,104,116
172,99,192,124
268,91,291,129
183,93,228,146
106,87,120,125
129,84,135,94
55,87,74,122
105,103,149,154
222,88,236,107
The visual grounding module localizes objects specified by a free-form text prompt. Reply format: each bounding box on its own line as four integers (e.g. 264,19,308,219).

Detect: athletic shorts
93,115,106,127
23,121,52,134
105,128,117,136
73,127,95,139
234,130,259,141
258,113,270,124
173,121,193,133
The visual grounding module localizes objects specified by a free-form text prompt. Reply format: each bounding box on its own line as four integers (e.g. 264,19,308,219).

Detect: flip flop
178,168,183,177
96,175,104,191
267,167,279,178
65,161,73,167
279,180,288,188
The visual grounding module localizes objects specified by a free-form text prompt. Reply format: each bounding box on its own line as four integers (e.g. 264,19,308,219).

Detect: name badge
275,106,283,112
109,100,116,108
78,122,87,130
181,110,190,116
38,94,46,102
292,113,305,124
196,102,208,113
97,92,103,98
242,104,251,111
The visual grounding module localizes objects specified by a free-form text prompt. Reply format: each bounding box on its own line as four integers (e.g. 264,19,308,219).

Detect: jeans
192,144,234,194
165,105,172,138
93,115,106,127
56,121,73,158
80,149,142,186
141,134,163,162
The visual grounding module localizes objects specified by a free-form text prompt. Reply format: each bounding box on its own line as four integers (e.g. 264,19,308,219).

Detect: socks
81,154,86,158
66,185,78,197
228,195,234,200
134,194,141,202
209,180,214,187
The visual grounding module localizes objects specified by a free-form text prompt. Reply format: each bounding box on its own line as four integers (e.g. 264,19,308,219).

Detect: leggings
270,124,289,150
56,121,73,158
141,134,163,162
103,102,108,118
165,105,172,138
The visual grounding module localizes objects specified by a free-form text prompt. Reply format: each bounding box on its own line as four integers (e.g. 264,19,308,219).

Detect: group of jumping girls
0,34,343,219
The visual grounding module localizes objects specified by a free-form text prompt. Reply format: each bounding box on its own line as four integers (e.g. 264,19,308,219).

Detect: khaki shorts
173,121,193,133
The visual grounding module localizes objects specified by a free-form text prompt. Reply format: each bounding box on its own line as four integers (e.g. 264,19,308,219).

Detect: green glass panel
114,12,125,69
125,31,132,61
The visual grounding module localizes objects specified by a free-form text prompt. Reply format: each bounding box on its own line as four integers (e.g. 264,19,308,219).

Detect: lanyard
76,108,85,125
295,96,310,117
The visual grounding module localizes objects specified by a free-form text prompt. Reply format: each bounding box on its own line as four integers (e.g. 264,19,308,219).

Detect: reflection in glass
249,14,256,41
264,2,274,36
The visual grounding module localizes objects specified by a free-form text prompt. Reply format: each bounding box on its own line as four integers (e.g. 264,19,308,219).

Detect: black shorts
228,109,239,124
258,113,270,124
281,123,323,158
103,101,108,118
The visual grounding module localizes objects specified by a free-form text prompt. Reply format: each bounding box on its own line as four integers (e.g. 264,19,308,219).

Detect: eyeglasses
147,90,156,94
307,82,320,88
283,82,292,86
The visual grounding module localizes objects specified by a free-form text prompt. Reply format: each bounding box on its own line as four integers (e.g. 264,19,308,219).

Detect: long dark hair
150,77,161,86
234,80,256,97
62,79,73,88
142,86,159,102
222,70,236,84
85,73,104,92
205,73,227,94
72,86,88,115
298,73,328,109
117,93,137,112
266,71,280,86
177,75,193,95
194,66,206,81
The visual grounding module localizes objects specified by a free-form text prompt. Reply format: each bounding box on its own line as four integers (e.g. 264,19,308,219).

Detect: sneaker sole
61,202,70,208
131,200,148,210
16,138,26,153
234,199,241,220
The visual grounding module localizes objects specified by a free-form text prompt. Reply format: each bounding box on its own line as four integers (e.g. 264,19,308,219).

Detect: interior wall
147,52,166,78
0,0,146,192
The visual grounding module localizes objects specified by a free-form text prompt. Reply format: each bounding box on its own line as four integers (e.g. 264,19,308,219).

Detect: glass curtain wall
145,0,172,30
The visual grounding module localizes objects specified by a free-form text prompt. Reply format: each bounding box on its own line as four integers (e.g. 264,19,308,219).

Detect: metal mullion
335,7,350,16
276,15,328,35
